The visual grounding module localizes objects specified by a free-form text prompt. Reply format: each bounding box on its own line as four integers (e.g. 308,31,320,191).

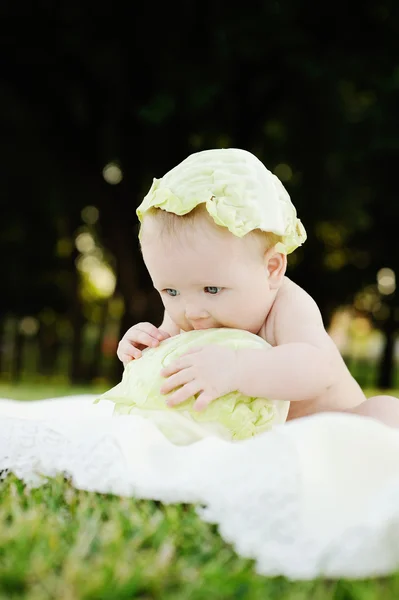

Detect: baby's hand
117,322,171,364
160,345,238,411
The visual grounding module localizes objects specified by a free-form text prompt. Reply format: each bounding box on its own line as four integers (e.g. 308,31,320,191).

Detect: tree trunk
377,304,397,389
69,250,87,384
38,323,60,376
0,317,5,375
69,304,86,384
88,301,109,381
10,318,24,383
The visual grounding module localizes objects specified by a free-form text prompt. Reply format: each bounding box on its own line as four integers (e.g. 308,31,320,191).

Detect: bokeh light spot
377,268,396,295
75,232,95,254
273,163,293,182
81,206,99,225
19,316,39,336
103,162,123,185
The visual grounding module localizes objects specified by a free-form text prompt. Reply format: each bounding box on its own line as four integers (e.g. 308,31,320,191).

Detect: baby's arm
235,287,341,401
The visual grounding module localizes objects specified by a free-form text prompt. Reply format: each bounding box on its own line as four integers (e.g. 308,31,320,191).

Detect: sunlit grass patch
1,475,398,599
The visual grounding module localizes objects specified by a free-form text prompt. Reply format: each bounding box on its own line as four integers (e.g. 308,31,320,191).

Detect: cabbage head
98,328,290,445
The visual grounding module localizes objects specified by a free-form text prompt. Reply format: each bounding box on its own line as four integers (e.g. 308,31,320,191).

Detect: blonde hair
139,205,283,253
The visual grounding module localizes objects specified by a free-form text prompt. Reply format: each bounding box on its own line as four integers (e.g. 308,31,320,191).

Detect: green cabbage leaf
98,328,290,445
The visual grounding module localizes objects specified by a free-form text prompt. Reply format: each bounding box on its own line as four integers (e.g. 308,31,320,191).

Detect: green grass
1,477,398,600
1,383,399,599
0,380,108,401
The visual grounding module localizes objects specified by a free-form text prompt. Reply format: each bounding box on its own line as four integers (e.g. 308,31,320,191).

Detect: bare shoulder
271,277,333,349
274,277,324,323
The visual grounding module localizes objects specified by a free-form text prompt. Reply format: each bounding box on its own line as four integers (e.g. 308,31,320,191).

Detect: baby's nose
185,304,209,320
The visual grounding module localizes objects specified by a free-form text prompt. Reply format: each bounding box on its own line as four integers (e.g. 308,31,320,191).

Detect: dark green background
1,1,398,387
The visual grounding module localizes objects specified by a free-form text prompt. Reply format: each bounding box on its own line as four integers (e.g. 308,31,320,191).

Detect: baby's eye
204,286,222,295
165,289,179,297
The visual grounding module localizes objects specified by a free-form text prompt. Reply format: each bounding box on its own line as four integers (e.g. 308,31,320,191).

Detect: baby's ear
265,249,287,288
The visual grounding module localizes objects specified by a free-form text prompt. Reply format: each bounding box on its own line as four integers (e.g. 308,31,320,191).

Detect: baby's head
137,148,306,334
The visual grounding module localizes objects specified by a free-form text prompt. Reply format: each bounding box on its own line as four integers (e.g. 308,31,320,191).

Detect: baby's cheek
165,307,185,330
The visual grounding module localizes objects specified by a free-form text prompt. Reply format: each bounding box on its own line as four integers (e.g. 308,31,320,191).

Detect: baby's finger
161,355,192,377
121,355,134,366
166,381,202,407
126,329,160,349
193,392,213,412
117,341,142,361
157,329,171,341
160,368,194,395
135,323,165,342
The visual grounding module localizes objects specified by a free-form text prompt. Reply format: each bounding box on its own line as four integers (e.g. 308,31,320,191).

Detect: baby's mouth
192,323,213,330
190,320,218,331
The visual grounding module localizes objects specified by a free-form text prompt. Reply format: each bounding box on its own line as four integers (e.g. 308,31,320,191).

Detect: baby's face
141,217,278,334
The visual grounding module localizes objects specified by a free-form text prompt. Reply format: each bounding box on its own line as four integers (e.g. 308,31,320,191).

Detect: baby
117,148,399,427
